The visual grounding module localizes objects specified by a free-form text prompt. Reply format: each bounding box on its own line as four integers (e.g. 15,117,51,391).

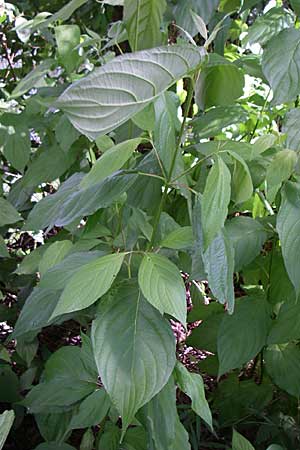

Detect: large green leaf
232,429,255,450
55,25,81,73
68,389,110,430
225,216,267,271
153,91,190,199
139,378,177,450
39,251,104,290
138,253,187,325
124,0,166,51
175,361,212,429
160,226,194,249
13,288,60,338
25,171,137,231
262,29,300,105
0,410,14,450
196,60,244,110
11,59,54,98
91,280,176,433
265,343,300,397
51,253,125,318
173,0,219,35
266,149,297,202
80,138,142,189
0,123,30,171
218,296,271,375
267,302,300,345
277,182,300,295
201,156,231,249
23,346,97,413
203,229,235,313
228,151,253,204
38,240,73,276
192,105,248,139
243,7,295,47
0,197,22,226
57,45,205,140
283,107,300,150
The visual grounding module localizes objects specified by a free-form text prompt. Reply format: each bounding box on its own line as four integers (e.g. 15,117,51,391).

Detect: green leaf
32,443,76,450
265,343,300,397
203,229,235,313
39,251,104,290
132,103,155,131
228,151,253,204
175,361,212,429
138,253,187,325
192,105,248,139
25,171,137,231
0,236,9,258
187,311,223,353
213,374,273,427
11,59,54,98
23,346,97,413
57,45,205,140
139,377,177,450
202,156,231,249
191,196,206,280
20,144,79,189
232,429,255,450
97,424,121,450
51,253,125,318
283,107,300,150
0,123,30,172
80,138,142,189
124,0,166,51
38,240,73,276
243,7,295,47
262,29,300,105
225,216,267,271
55,25,81,73
91,280,176,433
68,389,110,430
0,410,14,450
190,10,208,40
160,226,194,249
123,427,147,450
218,296,271,376
13,288,62,338
55,115,80,152
291,0,300,15
173,0,219,35
267,302,300,345
0,197,22,226
153,91,189,198
196,61,244,110
266,149,297,202
277,182,300,295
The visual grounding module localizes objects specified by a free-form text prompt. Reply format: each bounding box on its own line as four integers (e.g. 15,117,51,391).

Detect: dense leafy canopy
1,1,300,449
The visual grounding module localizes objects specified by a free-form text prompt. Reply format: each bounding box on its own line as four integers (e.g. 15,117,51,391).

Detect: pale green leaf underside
138,253,187,325
57,45,205,139
0,410,15,450
91,280,176,433
51,253,125,318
